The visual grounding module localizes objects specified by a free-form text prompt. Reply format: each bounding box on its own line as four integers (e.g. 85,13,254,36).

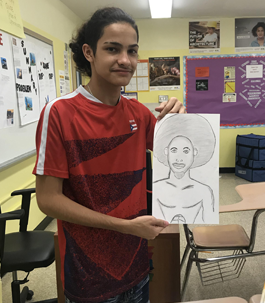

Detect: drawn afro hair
153,114,216,169
252,22,265,37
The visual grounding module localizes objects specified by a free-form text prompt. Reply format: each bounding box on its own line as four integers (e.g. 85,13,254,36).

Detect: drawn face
256,27,264,38
165,136,197,176
83,22,138,87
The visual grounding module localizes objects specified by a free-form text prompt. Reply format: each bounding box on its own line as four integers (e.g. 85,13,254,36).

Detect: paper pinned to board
0,0,25,38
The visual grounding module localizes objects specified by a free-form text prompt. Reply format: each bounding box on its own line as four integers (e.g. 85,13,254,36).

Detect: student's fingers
173,102,186,114
155,99,176,120
152,218,169,228
155,98,185,120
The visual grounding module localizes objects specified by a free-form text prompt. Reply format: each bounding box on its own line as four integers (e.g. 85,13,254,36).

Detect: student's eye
107,47,118,52
170,148,178,153
129,49,138,55
183,149,190,154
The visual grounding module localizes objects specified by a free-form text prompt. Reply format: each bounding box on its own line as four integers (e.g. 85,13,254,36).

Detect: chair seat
249,295,262,303
193,224,250,248
1,230,55,276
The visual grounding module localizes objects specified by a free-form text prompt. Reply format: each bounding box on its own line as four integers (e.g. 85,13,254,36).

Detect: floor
2,173,265,302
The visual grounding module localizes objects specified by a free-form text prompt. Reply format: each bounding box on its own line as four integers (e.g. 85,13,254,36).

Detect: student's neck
85,80,120,106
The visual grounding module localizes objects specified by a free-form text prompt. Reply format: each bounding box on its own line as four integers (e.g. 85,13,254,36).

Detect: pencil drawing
153,114,217,224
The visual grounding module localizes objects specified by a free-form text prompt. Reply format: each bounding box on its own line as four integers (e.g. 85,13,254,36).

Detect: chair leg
181,251,195,301
21,286,30,303
11,279,21,303
180,244,190,271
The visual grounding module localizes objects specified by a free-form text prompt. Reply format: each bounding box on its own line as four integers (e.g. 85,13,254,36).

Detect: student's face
166,136,197,175
256,27,264,38
84,22,138,87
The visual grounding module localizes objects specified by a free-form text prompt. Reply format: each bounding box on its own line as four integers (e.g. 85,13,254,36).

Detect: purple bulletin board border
183,54,265,129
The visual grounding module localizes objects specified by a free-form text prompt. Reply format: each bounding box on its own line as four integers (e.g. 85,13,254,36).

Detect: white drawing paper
152,113,220,224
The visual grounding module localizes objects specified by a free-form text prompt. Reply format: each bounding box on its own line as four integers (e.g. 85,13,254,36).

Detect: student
33,7,185,303
153,114,215,224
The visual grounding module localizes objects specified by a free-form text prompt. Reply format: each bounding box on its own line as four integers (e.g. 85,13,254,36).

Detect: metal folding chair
181,208,265,300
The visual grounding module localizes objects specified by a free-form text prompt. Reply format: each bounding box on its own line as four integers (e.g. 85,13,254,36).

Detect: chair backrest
0,208,25,262
0,206,5,262
11,188,35,232
248,208,265,252
183,224,195,249
0,189,34,261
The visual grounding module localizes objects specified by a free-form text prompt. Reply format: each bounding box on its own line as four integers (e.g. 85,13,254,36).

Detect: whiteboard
0,29,56,170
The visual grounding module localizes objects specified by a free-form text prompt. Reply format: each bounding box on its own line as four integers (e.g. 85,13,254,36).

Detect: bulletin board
0,28,57,170
183,54,265,128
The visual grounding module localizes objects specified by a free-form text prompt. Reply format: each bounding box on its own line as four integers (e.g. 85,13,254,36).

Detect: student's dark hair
252,22,265,37
69,7,139,77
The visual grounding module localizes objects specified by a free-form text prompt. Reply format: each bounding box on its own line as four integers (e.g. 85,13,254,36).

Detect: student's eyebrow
183,147,190,150
104,41,139,48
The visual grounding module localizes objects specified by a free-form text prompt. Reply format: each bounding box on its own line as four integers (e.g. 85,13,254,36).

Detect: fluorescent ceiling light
149,0,172,19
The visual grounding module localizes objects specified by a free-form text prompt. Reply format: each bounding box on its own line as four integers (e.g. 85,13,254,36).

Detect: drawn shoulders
153,178,170,186
153,178,172,196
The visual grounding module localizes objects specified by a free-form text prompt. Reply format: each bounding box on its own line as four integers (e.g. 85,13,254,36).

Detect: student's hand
127,216,169,240
155,97,186,121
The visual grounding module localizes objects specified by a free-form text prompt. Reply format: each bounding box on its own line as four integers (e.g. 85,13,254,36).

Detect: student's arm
36,175,168,240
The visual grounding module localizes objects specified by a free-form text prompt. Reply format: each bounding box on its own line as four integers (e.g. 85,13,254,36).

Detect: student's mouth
173,163,185,169
112,69,132,75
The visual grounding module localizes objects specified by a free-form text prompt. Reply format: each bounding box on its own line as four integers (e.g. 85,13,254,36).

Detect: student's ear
82,44,94,63
164,147,168,155
194,148,198,156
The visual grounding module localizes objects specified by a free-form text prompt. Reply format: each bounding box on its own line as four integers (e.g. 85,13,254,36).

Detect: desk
220,182,265,213
54,224,180,303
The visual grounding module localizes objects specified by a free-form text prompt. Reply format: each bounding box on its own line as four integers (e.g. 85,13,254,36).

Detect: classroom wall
0,0,83,233
136,17,265,168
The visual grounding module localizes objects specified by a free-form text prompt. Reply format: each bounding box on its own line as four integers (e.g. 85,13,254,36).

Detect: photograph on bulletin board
235,18,265,52
149,57,180,91
189,21,220,53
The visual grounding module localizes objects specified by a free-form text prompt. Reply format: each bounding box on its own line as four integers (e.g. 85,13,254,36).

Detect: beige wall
0,0,83,233
135,17,265,167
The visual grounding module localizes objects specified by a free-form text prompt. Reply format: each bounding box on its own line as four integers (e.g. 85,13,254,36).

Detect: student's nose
118,51,130,67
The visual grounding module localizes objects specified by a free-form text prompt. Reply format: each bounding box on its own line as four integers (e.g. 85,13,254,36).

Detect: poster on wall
189,21,220,53
0,31,17,129
0,0,25,38
11,36,40,126
235,18,265,52
149,57,180,91
126,59,149,92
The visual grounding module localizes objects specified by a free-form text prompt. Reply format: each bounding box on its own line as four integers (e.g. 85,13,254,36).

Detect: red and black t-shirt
33,86,156,303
